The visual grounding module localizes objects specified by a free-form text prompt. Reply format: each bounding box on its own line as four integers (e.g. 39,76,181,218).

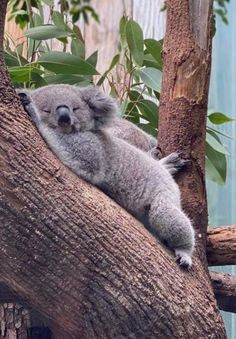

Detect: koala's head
17,84,118,133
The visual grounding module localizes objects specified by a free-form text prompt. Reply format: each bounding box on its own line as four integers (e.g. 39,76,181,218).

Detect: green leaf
120,98,129,117
44,74,92,86
126,19,144,66
41,0,53,5
206,143,226,185
137,67,162,92
206,131,229,155
143,54,161,70
208,112,234,125
86,51,98,68
144,39,163,68
4,51,20,67
137,123,157,138
31,73,48,88
25,25,72,40
136,99,158,127
97,54,120,86
32,13,44,27
9,66,43,83
52,11,70,31
125,103,140,123
37,52,99,75
119,15,128,48
206,126,232,139
128,90,144,101
71,39,85,59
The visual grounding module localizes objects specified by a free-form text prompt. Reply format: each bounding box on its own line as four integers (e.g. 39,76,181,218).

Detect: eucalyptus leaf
206,132,229,155
206,158,225,186
119,15,128,48
97,54,120,86
138,123,157,138
52,11,70,31
208,112,234,124
44,74,92,86
144,39,163,68
126,19,144,66
41,0,53,5
128,90,144,101
143,54,161,70
25,25,72,40
137,99,158,126
37,51,99,75
206,126,232,139
71,39,85,59
9,66,43,83
137,67,162,92
206,143,227,185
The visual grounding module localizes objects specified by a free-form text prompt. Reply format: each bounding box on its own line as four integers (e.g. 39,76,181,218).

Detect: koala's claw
159,152,190,175
175,250,192,269
17,91,31,107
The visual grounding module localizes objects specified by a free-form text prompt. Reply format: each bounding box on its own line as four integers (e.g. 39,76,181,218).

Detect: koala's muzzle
56,105,71,126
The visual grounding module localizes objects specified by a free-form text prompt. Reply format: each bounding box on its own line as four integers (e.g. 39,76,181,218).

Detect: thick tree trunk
158,0,212,257
0,0,226,338
207,226,236,266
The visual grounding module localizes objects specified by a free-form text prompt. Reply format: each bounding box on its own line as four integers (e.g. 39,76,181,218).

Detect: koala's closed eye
73,107,80,112
43,109,51,113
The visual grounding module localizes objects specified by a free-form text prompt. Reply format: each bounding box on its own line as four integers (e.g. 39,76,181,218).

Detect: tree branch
207,226,236,266
0,0,226,337
210,271,236,313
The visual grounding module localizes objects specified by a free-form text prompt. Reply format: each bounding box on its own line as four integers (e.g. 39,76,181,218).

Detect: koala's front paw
160,152,190,175
17,90,31,110
175,249,192,269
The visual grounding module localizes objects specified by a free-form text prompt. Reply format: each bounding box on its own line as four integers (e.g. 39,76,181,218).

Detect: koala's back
98,132,180,218
106,118,157,153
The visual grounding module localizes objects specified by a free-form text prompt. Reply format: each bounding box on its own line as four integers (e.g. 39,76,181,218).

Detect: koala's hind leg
148,201,195,268
159,152,189,175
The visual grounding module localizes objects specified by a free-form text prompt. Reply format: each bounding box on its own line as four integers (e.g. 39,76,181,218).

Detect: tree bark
158,0,212,259
207,226,236,266
210,272,236,313
0,0,226,338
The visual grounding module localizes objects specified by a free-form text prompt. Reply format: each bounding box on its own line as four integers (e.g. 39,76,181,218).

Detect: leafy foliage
4,4,233,185
214,0,230,24
7,0,98,29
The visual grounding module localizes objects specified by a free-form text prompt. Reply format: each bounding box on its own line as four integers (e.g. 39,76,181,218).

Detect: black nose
56,105,71,126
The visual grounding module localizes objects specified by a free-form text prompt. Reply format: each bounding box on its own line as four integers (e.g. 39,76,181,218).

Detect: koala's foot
159,152,189,175
175,249,192,269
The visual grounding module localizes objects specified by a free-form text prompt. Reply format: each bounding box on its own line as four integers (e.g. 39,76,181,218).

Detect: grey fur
107,118,157,153
17,84,195,268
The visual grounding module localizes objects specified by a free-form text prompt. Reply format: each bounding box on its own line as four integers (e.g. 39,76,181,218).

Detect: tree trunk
0,0,226,338
158,0,212,257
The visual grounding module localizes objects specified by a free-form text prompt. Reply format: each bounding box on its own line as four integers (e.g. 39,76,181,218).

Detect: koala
17,84,195,268
107,118,157,153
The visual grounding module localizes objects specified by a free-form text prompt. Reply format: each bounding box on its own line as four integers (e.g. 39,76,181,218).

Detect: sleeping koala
17,84,195,268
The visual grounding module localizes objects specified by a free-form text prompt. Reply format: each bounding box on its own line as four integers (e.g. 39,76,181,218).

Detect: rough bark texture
0,0,226,338
207,226,236,266
210,272,236,313
158,0,212,261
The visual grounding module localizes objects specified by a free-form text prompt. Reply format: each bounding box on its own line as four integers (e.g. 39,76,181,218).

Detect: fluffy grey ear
16,89,32,108
81,86,118,128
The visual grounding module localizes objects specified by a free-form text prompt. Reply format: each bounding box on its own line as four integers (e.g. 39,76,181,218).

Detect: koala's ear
81,86,118,128
16,89,32,108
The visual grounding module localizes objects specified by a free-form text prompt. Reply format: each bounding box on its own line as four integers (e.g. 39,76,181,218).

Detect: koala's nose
56,105,71,126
